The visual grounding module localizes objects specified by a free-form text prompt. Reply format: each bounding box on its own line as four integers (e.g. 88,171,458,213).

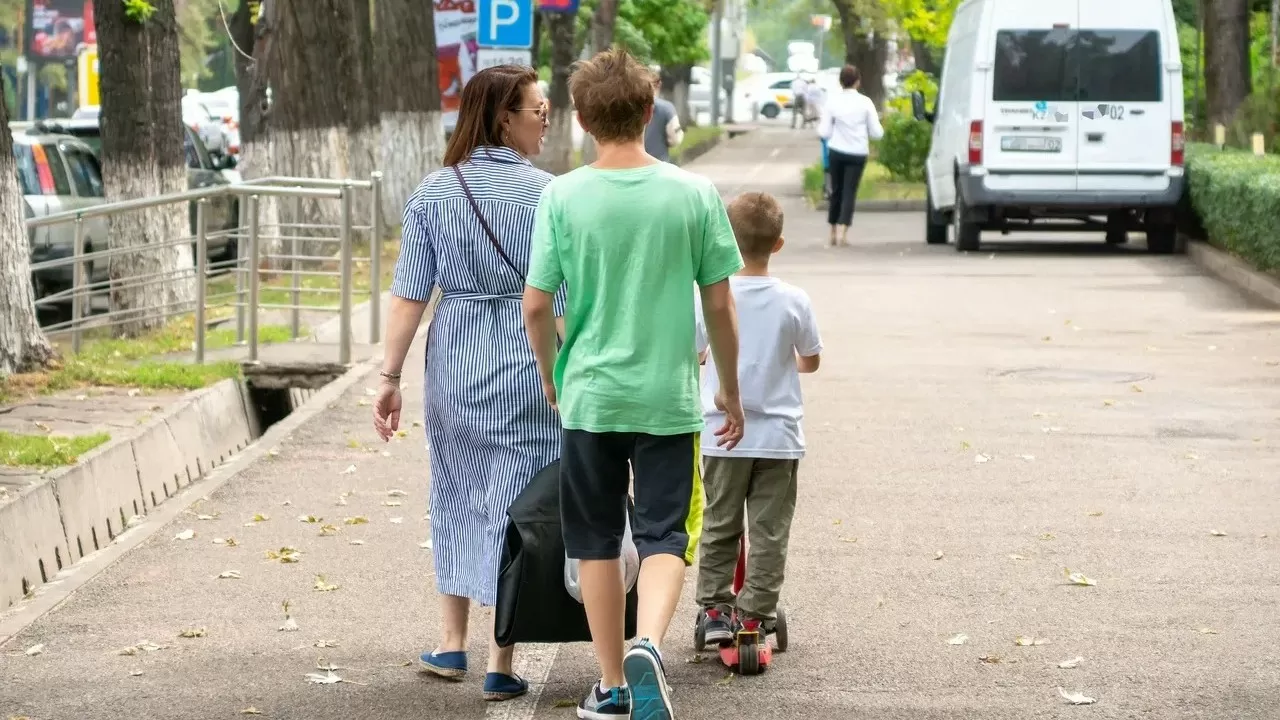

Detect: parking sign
477,0,534,49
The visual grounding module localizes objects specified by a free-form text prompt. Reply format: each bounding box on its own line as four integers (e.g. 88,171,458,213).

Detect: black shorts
560,430,703,566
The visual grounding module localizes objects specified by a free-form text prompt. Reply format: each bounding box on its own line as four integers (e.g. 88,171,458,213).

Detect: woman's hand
541,378,558,412
373,381,403,441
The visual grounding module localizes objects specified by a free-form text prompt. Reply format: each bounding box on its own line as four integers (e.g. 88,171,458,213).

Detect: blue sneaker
623,639,674,720
419,649,467,680
577,681,631,719
484,672,528,701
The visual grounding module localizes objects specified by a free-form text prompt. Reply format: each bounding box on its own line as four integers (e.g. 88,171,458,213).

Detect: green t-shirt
527,161,743,435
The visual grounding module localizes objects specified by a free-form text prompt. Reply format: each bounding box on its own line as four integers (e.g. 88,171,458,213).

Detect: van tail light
968,120,984,166
1171,121,1185,167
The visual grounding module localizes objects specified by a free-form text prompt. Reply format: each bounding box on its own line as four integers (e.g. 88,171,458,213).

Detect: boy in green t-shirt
522,49,746,720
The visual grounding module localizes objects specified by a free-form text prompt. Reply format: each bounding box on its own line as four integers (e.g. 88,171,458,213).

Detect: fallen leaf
1039,533,1056,541
314,640,339,648
212,537,239,547
974,453,991,464
411,420,423,428
1064,568,1096,587
279,617,300,632
390,517,404,524
716,673,734,686
266,547,301,563
1015,636,1050,646
934,550,945,560
419,540,433,550
1058,687,1097,705
129,669,144,677
1032,411,1047,418
1198,628,1219,635
313,575,340,592
282,500,292,506
947,633,968,645
1042,426,1063,433
316,659,342,672
305,670,343,685
240,708,264,716
1058,656,1084,669
126,514,145,528
387,490,408,497
1185,452,1200,460
268,448,280,457
319,524,340,536
179,628,206,638
297,515,322,524
118,641,164,655
552,699,577,708
174,529,195,541
349,539,365,546
1131,384,1144,393
217,570,242,580
1102,399,1115,407
841,537,858,543
24,643,45,656
686,654,705,664
251,514,270,523
343,516,369,525
394,430,408,438
832,519,843,525
959,440,971,450
357,398,371,407
195,513,219,521
1210,530,1227,537
1008,554,1029,561
1042,335,1052,342
346,438,361,449
978,655,1002,664
1087,511,1104,517
382,501,403,507
1018,454,1035,462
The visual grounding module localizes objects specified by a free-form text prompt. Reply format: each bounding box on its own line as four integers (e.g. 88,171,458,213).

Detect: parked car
752,72,799,119
186,88,242,156
687,65,729,119
913,0,1185,253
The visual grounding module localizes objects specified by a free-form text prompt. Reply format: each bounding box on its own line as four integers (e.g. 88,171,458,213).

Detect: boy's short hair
726,192,784,258
570,48,656,143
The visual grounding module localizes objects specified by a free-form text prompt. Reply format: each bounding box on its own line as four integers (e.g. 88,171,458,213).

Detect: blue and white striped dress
391,146,564,607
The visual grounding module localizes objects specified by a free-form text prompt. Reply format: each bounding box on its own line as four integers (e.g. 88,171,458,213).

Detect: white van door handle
1086,132,1104,143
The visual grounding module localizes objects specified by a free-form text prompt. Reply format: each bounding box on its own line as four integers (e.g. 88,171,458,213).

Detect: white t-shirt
818,89,884,156
694,276,823,459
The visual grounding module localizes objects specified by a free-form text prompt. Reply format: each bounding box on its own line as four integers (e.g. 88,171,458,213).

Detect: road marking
485,643,560,719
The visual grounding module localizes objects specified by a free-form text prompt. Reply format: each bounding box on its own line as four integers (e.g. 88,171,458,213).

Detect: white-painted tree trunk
0,106,54,375
379,111,445,224
348,124,381,230
268,126,351,260
236,137,283,271
542,107,577,175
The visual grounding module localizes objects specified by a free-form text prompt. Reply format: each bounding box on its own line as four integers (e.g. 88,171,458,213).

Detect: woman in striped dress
372,65,562,703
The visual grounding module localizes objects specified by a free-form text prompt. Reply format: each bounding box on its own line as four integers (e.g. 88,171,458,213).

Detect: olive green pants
694,456,799,624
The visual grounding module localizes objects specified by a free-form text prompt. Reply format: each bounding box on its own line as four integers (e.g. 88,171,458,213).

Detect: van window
993,29,1162,103
63,146,106,198
993,30,1074,102
40,144,72,196
1076,31,1161,103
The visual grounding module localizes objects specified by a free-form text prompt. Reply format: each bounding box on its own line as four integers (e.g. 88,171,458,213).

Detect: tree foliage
882,0,958,50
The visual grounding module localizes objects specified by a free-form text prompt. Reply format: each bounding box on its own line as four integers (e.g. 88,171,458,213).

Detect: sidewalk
5,124,1278,720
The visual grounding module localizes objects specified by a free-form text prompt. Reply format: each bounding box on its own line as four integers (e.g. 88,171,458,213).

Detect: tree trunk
540,10,578,175
347,0,380,227
0,75,55,377
232,0,285,270
375,0,445,225
661,64,693,128
1203,0,1252,128
911,37,940,77
93,0,194,337
265,0,363,259
580,0,620,165
849,32,888,110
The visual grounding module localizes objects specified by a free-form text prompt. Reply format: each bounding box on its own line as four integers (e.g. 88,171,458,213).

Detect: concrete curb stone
1185,238,1280,308
813,198,927,213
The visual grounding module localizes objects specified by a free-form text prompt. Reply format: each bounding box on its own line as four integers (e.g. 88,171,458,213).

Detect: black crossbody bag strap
451,164,525,281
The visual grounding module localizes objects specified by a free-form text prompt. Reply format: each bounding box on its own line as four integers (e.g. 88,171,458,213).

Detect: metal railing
25,172,386,366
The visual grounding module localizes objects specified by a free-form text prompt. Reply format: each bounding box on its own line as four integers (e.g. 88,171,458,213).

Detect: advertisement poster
25,0,96,61
435,0,479,130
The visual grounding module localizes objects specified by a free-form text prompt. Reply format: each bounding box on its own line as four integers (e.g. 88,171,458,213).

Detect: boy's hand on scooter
713,389,745,450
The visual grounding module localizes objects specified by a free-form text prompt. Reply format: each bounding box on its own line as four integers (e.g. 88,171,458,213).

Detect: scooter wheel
738,645,761,675
693,608,707,652
774,606,789,653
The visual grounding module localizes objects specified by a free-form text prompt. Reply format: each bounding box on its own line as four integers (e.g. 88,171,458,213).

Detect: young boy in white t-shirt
693,191,823,646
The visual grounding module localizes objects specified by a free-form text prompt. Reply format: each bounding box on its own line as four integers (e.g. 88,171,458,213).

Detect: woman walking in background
818,65,883,247
372,64,563,702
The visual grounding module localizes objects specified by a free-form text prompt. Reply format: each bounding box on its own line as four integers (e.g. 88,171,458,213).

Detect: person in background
644,76,684,163
372,65,562,704
790,74,809,129
817,64,883,247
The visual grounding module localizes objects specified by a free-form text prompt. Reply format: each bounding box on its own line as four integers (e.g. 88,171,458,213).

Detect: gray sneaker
624,638,674,720
577,681,631,719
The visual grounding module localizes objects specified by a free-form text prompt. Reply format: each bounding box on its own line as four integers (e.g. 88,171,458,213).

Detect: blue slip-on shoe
483,672,529,701
419,649,467,680
577,681,631,719
623,639,674,720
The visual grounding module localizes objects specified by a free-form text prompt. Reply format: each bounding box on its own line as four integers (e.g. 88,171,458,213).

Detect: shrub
1186,143,1280,272
876,113,931,183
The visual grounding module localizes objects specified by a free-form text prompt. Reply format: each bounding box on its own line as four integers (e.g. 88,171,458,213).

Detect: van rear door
984,2,1081,193
1075,1,1174,193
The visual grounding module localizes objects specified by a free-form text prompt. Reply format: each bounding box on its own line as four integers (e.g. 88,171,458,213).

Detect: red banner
26,0,95,61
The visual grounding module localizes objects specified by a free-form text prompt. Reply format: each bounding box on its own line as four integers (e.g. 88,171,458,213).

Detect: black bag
495,461,639,647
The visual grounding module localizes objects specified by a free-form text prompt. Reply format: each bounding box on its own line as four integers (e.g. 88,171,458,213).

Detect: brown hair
838,64,861,90
442,64,539,166
727,192,784,258
569,48,655,143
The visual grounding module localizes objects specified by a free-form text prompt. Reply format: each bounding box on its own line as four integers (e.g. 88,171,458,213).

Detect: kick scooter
693,533,789,675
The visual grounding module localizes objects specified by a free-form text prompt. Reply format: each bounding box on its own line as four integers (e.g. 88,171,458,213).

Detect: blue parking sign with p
478,0,535,49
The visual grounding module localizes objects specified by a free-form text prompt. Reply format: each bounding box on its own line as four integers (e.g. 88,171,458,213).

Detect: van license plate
1002,136,1062,152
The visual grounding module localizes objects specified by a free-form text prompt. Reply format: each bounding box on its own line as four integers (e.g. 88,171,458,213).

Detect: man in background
644,76,684,162
790,73,809,129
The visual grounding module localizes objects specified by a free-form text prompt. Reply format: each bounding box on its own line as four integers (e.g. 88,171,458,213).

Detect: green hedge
877,114,931,183
1186,143,1280,272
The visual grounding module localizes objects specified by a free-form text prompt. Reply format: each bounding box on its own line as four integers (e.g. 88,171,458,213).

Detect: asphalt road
3,127,1279,720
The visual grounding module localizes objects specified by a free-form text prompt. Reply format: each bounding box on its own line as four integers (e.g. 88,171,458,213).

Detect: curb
1185,238,1280,308
0,357,380,647
0,380,257,610
813,198,927,213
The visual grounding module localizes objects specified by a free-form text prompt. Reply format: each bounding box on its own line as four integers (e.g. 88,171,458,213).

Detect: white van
912,0,1186,253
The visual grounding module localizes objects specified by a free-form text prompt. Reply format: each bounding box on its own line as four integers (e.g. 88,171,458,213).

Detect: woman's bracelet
379,370,401,382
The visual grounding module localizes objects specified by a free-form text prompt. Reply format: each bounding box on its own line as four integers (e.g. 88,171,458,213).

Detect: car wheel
761,103,779,119
926,184,948,245
1145,222,1179,254
953,181,981,252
